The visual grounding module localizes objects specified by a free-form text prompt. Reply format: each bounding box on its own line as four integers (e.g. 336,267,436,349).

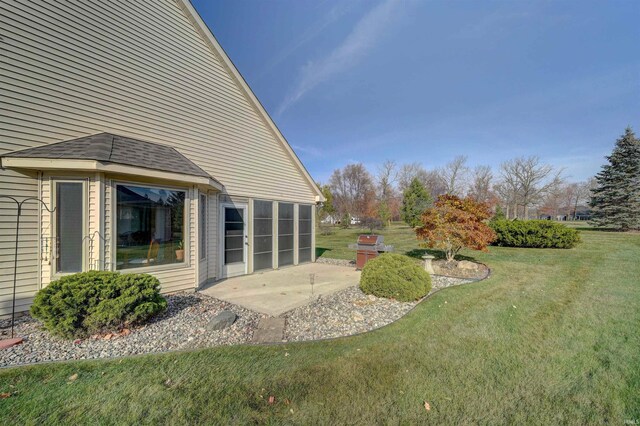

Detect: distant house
0,1,323,316
320,215,340,225
538,205,592,222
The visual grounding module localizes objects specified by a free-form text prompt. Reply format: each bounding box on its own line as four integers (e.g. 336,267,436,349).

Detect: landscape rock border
281,270,484,344
0,261,490,368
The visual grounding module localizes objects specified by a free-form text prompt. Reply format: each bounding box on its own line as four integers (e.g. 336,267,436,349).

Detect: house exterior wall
0,169,39,314
0,0,320,316
0,0,317,202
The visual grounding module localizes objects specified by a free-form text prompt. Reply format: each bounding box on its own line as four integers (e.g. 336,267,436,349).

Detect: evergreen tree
401,178,433,228
317,184,335,220
590,127,640,230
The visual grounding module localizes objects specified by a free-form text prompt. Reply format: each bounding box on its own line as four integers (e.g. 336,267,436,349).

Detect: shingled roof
2,133,216,180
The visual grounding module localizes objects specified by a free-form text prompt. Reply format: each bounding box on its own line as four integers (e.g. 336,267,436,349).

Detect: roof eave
1,157,223,190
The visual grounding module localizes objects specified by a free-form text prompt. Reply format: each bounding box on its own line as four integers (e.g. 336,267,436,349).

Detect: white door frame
219,202,248,278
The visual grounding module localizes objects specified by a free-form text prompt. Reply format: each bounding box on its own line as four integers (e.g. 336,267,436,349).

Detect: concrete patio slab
200,263,360,316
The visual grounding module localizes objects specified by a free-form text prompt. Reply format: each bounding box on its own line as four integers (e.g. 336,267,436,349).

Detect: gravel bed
315,257,356,267
283,275,473,341
1,274,476,366
0,293,264,367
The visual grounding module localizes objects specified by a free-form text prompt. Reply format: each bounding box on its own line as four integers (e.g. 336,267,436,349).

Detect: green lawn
1,229,639,424
316,222,474,261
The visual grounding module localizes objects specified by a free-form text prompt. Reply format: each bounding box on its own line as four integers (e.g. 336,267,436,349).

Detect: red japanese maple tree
416,195,496,262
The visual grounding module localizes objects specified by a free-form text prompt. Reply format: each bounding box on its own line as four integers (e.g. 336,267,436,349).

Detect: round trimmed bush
359,253,431,301
30,271,167,339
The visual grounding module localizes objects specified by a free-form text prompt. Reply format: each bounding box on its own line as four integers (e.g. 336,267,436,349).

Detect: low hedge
360,253,431,302
31,271,167,339
490,219,581,248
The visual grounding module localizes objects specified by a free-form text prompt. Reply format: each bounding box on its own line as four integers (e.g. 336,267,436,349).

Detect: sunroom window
116,184,185,270
298,204,312,263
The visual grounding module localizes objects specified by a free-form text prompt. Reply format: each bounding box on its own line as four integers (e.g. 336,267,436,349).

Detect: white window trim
200,193,207,261
50,177,89,279
111,179,191,273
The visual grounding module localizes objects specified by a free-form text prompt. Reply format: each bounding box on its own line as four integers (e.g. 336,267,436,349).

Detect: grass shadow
404,248,478,262
573,226,628,232
316,247,332,258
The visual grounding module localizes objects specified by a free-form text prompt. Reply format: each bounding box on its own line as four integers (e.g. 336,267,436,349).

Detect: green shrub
30,271,167,339
490,219,581,248
360,253,431,302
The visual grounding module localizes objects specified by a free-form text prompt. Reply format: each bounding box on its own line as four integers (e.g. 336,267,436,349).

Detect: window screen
56,182,83,273
278,203,294,267
253,200,273,271
298,204,312,263
200,194,206,260
224,207,244,264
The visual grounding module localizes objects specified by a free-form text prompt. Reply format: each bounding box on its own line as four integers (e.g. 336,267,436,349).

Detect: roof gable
176,0,323,201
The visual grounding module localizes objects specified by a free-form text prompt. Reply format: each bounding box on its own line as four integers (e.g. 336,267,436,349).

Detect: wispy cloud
256,2,359,81
291,143,323,158
276,0,402,117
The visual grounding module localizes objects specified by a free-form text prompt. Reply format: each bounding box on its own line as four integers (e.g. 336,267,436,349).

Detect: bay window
116,184,185,270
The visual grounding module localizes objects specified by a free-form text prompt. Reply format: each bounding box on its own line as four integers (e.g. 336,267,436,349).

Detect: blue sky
192,0,639,184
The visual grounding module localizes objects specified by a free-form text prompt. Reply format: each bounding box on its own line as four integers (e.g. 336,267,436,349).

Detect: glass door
221,204,247,278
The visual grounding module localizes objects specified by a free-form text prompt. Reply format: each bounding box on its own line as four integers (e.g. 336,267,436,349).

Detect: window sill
115,261,190,274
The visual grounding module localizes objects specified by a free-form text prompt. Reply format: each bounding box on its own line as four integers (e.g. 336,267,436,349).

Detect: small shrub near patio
31,271,167,339
360,253,431,302
490,219,581,248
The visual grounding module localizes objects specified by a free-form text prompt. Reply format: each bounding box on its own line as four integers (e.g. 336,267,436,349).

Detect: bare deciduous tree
329,163,375,218
398,162,446,198
376,160,397,200
499,156,563,219
423,169,447,199
570,179,596,220
440,155,469,196
467,165,494,203
397,162,429,193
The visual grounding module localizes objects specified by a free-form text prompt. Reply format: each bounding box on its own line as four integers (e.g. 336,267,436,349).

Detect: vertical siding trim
272,201,278,269
193,186,199,289
311,205,317,262
37,171,43,289
293,204,299,265
247,198,253,274
98,172,105,270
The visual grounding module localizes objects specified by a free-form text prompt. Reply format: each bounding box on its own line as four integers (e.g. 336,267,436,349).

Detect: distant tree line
317,127,639,231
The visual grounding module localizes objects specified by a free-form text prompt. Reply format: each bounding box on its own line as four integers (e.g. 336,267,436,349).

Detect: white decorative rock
457,260,479,270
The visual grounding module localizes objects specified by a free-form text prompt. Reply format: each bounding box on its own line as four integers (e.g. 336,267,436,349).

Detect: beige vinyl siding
0,169,39,315
0,0,319,315
0,0,317,202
